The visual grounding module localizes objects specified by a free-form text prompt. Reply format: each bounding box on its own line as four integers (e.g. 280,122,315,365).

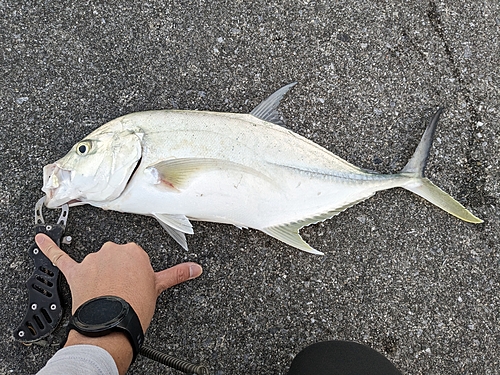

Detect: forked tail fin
400,109,483,223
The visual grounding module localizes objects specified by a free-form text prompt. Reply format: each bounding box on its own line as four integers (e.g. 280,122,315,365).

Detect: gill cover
43,126,143,207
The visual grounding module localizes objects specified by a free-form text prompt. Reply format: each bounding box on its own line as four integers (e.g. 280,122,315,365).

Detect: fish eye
76,141,92,156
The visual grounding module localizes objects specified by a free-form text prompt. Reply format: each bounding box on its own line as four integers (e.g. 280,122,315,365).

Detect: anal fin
262,225,324,255
262,195,375,255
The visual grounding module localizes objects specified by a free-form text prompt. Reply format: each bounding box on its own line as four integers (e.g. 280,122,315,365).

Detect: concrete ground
1,1,499,374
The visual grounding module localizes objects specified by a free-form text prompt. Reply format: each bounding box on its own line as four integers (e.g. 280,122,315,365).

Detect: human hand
34,233,203,374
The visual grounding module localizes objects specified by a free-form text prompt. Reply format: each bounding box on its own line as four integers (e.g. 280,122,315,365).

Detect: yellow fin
403,178,483,223
398,108,482,223
146,158,273,190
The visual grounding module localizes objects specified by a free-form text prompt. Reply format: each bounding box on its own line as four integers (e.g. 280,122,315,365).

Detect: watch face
75,296,128,331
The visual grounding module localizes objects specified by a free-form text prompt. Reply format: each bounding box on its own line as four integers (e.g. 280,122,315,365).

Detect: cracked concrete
1,1,499,374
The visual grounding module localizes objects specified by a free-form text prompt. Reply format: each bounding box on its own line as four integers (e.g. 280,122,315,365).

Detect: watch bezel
72,296,130,335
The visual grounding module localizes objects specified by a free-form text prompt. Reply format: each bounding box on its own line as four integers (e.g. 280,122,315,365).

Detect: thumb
35,233,78,278
154,262,203,295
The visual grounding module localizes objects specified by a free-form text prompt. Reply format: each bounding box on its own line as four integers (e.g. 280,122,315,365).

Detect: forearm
35,343,119,375
64,331,134,375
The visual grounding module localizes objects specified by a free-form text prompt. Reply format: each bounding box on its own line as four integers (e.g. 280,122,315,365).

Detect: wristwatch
66,296,144,361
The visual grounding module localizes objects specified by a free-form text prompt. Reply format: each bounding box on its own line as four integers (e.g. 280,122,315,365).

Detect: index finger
35,233,78,277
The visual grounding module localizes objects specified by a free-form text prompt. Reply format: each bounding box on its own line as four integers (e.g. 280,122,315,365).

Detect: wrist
65,330,133,375
66,295,145,362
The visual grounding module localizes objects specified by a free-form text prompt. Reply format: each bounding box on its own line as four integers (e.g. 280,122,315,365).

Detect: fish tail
400,108,483,224
403,178,482,223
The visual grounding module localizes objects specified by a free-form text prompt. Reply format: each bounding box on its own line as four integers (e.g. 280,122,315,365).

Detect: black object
287,340,402,375
66,296,144,362
140,346,209,374
15,197,69,343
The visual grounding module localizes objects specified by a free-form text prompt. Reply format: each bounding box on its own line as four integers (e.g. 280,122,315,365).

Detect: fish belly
107,166,397,227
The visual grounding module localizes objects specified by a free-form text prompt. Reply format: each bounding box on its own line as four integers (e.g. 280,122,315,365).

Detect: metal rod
139,345,209,375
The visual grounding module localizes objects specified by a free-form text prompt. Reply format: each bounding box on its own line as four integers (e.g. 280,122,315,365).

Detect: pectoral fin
146,158,273,191
153,213,194,250
145,159,212,191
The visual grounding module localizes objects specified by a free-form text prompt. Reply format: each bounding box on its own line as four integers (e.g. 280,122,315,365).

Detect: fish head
42,122,143,208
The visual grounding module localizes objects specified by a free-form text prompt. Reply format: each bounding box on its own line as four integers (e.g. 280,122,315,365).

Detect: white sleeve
35,345,119,375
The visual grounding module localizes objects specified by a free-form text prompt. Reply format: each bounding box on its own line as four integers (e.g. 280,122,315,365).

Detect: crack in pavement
427,0,496,213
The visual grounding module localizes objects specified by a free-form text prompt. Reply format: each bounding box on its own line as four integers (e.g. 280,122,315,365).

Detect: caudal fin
404,178,483,223
400,108,483,223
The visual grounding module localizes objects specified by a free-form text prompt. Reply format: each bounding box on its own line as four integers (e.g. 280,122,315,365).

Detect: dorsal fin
250,82,297,126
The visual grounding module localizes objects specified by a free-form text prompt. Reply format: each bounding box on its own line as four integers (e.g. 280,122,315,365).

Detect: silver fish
42,83,482,254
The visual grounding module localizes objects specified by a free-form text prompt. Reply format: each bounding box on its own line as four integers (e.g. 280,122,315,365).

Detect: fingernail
189,264,203,279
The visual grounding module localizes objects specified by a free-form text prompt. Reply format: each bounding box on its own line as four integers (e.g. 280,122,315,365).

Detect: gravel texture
1,1,499,374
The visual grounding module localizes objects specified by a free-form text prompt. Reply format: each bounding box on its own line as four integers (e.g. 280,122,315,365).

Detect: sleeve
35,344,119,375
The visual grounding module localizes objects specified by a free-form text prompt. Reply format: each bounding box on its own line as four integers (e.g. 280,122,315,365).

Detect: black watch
66,296,144,361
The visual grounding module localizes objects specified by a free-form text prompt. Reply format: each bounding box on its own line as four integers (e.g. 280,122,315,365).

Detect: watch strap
65,296,144,362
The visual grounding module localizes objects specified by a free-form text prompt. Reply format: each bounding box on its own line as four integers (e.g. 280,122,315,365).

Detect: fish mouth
42,163,79,208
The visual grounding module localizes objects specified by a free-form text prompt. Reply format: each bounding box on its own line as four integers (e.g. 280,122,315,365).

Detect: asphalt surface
1,1,499,374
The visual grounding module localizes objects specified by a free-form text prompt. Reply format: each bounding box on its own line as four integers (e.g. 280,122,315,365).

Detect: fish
42,83,482,254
